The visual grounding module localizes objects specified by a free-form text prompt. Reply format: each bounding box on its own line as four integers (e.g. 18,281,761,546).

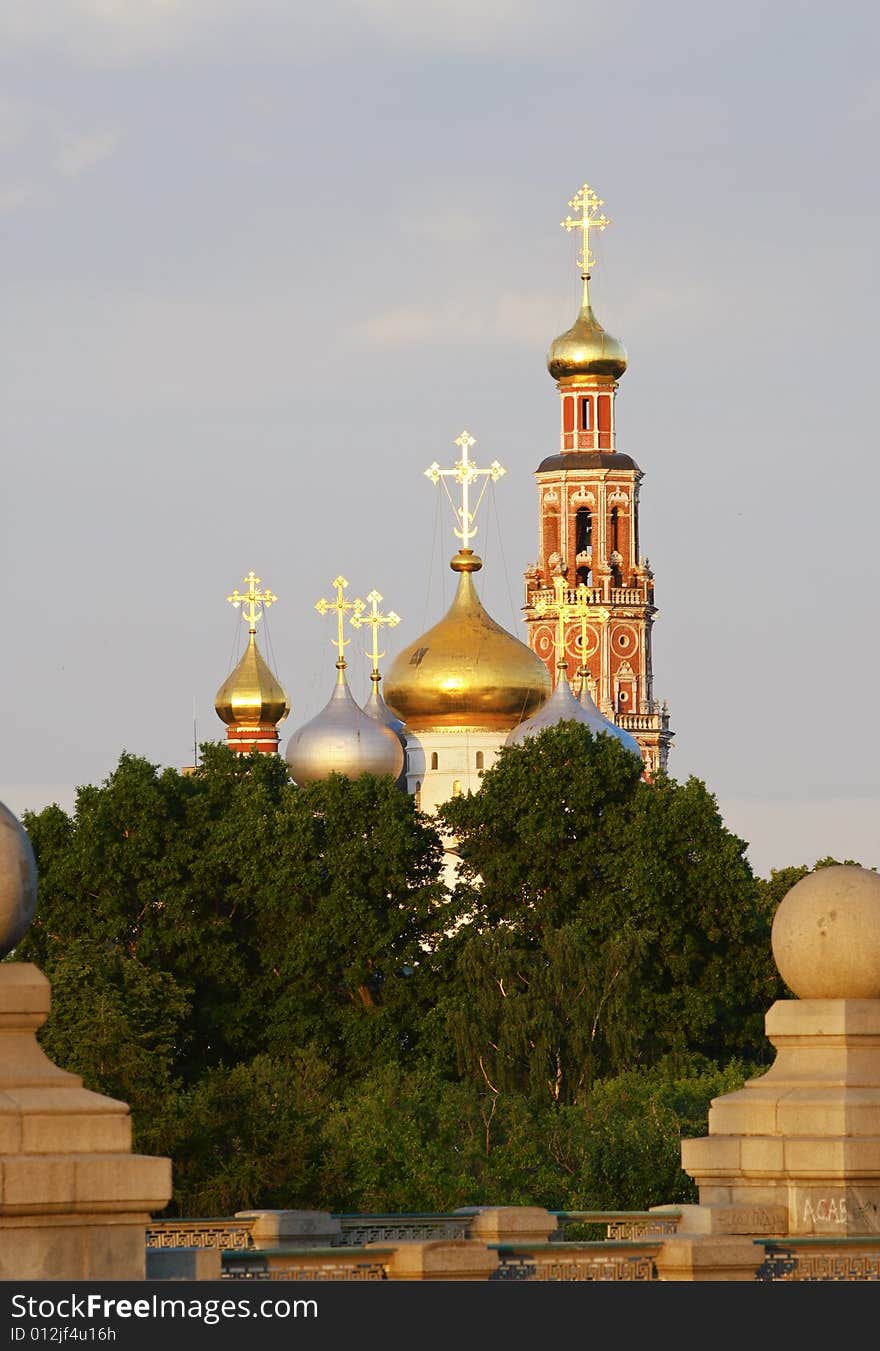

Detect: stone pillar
654,865,880,1277
465,1207,559,1245
234,1210,342,1247
378,1240,499,1281
0,964,172,1280
0,802,172,1280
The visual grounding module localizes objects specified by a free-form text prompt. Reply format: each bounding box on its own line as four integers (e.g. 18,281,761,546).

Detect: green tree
9,744,447,1213
436,724,774,1103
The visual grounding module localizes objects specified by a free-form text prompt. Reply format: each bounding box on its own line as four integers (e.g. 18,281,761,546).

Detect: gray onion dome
285,665,405,786
506,670,641,760
0,801,38,957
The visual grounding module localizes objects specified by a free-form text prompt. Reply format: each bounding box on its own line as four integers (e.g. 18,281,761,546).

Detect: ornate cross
535,577,608,675
227,571,278,635
424,430,505,550
315,576,365,665
561,182,611,277
351,589,401,676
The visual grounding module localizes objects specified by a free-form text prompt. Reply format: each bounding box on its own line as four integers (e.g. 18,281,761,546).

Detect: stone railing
490,1240,662,1282
335,1213,472,1246
616,712,666,732
147,1208,880,1282
146,1218,254,1251
551,1209,682,1241
755,1236,880,1281
222,1246,392,1282
527,586,649,610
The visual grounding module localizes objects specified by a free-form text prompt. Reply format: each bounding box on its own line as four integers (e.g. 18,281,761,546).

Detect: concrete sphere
771,865,880,999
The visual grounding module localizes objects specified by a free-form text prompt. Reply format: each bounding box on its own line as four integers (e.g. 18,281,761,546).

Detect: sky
1,0,878,880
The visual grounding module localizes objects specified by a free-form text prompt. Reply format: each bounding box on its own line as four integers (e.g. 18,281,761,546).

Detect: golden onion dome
383,550,551,732
214,633,290,727
506,666,641,759
285,664,405,786
547,283,627,383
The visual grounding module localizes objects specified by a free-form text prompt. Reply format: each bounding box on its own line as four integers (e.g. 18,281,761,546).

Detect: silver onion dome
0,800,38,957
363,674,406,741
363,674,408,776
285,664,405,786
505,669,642,759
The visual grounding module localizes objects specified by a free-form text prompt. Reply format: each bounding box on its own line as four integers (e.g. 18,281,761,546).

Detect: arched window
475,751,484,770
452,780,463,798
430,751,439,770
575,507,592,554
414,782,421,809
610,507,620,554
575,507,592,584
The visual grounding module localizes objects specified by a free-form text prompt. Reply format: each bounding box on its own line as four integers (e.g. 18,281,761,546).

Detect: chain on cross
561,182,611,277
351,589,400,677
424,430,506,550
315,575,365,665
227,571,278,634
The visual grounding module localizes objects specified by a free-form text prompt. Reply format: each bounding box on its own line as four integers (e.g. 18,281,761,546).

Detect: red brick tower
522,184,673,775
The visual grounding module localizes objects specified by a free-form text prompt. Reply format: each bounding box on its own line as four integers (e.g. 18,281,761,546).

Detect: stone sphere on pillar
0,801,38,958
771,864,880,999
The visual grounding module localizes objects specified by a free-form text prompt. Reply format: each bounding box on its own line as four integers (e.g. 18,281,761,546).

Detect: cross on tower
424,430,506,550
561,182,611,278
227,571,278,635
351,589,400,677
315,576,365,666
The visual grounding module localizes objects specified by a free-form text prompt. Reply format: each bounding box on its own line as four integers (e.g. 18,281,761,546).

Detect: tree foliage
436,724,777,1103
3,731,815,1216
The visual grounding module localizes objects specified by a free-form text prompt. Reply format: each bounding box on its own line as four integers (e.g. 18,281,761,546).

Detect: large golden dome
215,634,290,727
547,289,627,383
384,550,551,732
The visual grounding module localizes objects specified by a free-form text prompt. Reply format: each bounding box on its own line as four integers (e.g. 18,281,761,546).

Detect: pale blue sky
1,1,878,877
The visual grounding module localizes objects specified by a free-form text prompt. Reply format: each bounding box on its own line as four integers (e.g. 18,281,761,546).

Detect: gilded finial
424,430,506,552
561,182,611,280
227,571,278,635
315,575,365,667
351,589,401,679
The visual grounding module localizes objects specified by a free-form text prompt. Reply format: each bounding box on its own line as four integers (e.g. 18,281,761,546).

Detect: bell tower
522,183,673,775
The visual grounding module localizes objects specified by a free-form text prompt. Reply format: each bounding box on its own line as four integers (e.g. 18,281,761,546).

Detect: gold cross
315,575,365,665
561,182,611,277
535,577,608,674
227,571,278,634
424,430,505,550
351,589,401,676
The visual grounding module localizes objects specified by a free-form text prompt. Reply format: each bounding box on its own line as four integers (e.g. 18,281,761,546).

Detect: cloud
55,127,121,177
357,292,563,346
0,183,51,215
349,0,573,54
0,0,218,66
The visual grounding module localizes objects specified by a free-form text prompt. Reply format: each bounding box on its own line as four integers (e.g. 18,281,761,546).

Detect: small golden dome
547,288,627,384
285,665,404,786
214,634,290,728
384,550,551,732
